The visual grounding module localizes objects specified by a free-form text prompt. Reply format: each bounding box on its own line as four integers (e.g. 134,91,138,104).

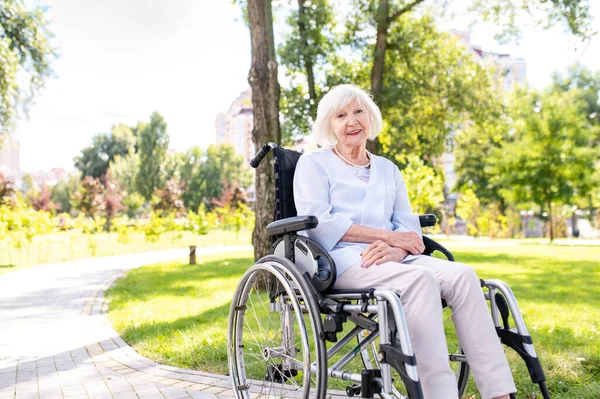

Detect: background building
215,88,255,165
0,136,69,190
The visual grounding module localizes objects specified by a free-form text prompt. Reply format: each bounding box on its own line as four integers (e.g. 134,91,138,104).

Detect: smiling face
330,100,371,150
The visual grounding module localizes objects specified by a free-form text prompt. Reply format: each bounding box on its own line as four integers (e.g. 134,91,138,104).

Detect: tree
278,0,594,155
0,174,15,206
73,176,104,217
0,0,56,135
495,87,599,241
74,124,136,179
50,176,80,214
401,155,444,214
136,112,170,201
551,63,600,144
152,178,185,217
247,0,282,260
102,172,124,222
30,183,56,212
278,0,336,142
109,150,140,196
453,117,512,207
179,145,252,212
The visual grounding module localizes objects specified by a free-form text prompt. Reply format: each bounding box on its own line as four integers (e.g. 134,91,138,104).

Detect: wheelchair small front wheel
228,259,327,399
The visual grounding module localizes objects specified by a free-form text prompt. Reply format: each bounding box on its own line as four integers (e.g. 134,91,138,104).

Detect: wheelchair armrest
419,214,437,227
422,236,454,261
266,215,318,236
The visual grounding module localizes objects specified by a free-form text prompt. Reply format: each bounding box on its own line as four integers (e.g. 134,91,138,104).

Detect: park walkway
0,247,252,399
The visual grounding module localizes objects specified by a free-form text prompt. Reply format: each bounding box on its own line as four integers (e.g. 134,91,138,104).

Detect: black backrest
273,146,303,221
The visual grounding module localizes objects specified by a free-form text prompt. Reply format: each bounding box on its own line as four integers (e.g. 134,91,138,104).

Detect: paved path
0,247,252,399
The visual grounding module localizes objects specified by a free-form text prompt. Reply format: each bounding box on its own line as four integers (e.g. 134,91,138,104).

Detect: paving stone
0,248,251,399
112,390,140,399
62,383,87,396
202,386,226,395
188,392,218,399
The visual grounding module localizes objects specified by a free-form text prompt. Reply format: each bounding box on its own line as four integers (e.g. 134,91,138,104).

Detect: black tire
228,257,327,399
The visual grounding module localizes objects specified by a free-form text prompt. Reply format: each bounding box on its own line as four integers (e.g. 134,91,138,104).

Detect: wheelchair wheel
358,325,470,398
228,257,327,399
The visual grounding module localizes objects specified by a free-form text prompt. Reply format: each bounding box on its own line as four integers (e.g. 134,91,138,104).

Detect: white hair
312,84,383,148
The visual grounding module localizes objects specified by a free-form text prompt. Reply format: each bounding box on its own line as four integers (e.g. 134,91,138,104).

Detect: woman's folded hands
360,240,409,268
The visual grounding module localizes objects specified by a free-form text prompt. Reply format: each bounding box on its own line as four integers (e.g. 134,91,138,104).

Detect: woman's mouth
346,129,362,136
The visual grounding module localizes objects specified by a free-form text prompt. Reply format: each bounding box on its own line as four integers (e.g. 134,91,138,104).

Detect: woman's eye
336,114,345,119
356,109,363,114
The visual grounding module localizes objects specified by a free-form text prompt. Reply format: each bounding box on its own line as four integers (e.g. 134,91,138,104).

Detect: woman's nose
348,118,359,126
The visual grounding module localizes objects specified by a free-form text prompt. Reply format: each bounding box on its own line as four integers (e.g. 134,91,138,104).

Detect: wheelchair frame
227,143,551,399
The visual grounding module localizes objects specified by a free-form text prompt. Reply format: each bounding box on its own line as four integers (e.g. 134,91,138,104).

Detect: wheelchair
228,143,551,399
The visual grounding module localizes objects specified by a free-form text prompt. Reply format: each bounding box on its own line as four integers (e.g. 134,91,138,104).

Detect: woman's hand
387,231,425,255
360,240,409,268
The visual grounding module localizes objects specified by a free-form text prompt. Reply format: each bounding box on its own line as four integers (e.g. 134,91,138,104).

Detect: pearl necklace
333,147,371,168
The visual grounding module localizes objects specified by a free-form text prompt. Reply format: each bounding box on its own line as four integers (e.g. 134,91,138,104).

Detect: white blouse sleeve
391,165,423,238
293,154,354,251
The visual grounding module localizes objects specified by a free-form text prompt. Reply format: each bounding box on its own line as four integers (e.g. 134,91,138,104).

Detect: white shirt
293,147,423,276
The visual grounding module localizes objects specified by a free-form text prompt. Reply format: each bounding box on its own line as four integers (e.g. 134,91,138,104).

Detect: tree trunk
247,0,281,261
297,0,318,119
368,0,389,155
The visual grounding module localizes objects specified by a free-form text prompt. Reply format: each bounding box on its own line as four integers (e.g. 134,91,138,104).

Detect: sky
12,0,600,173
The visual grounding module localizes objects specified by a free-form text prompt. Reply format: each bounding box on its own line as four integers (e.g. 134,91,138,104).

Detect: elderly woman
293,84,516,399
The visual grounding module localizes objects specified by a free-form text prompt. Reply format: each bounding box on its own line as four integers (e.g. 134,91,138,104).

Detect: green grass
0,229,250,274
107,241,600,398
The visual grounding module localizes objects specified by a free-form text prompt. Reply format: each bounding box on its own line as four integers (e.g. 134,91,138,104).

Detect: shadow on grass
107,255,253,311
119,301,231,346
0,264,15,268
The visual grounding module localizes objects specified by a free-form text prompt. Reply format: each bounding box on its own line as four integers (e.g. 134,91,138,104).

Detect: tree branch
388,0,426,23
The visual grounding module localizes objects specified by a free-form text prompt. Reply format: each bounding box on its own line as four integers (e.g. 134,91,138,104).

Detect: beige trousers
333,256,517,399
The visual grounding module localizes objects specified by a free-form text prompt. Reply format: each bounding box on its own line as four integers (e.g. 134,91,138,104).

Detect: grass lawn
107,241,600,399
0,229,250,274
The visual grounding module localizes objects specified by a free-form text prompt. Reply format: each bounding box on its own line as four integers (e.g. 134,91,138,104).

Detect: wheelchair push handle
250,142,277,168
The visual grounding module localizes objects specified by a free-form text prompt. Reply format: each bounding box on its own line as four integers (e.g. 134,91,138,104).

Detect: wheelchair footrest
379,345,423,399
496,327,547,384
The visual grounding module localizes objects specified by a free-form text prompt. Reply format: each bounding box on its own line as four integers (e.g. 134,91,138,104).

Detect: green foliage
277,0,337,142
456,188,481,237
495,87,599,240
136,112,170,200
152,178,185,216
122,192,145,218
379,15,504,162
0,174,15,205
179,144,252,211
453,117,511,206
184,205,209,236
74,124,136,179
140,211,167,243
0,0,56,134
73,176,104,217
468,0,596,43
50,175,80,214
551,63,600,146
109,150,140,196
401,155,444,214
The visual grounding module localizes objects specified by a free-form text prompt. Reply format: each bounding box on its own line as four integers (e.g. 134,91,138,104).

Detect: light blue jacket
293,147,423,276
